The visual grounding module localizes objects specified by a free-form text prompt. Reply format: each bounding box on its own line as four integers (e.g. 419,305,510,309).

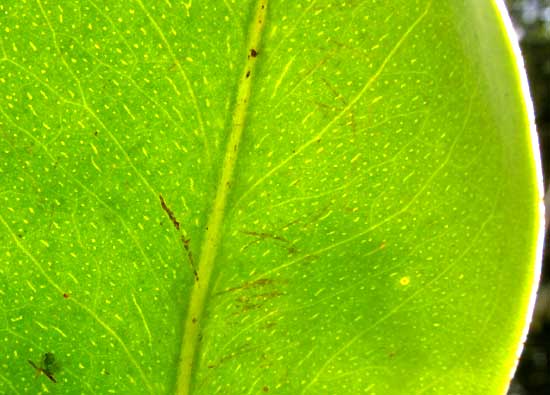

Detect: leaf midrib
174,1,269,394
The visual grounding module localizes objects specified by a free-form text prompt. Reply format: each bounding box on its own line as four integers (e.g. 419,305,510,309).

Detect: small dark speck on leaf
263,386,269,392
250,48,258,57
63,293,69,299
246,70,250,78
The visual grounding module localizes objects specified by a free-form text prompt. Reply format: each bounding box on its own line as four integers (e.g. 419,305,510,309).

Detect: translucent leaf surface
0,1,542,394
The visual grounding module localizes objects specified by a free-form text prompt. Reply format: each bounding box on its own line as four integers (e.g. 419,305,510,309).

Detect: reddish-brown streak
159,194,180,230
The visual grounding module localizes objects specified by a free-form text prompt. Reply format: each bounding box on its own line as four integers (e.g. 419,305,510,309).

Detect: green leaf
0,1,542,394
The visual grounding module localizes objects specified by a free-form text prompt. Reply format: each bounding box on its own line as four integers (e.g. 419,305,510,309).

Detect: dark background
504,1,550,394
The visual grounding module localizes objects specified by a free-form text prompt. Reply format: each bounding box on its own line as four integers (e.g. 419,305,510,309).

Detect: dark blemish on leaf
235,295,262,312
240,230,297,254
246,70,250,78
28,359,39,372
28,352,58,383
181,235,199,282
241,230,289,243
258,291,285,299
289,246,299,254
208,344,257,369
263,386,269,392
262,321,277,330
43,353,55,369
192,317,197,324
63,293,69,299
216,278,283,296
250,48,258,57
160,194,198,282
234,289,286,313
159,194,180,230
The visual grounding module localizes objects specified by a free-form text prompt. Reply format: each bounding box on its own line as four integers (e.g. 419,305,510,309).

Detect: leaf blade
0,1,542,394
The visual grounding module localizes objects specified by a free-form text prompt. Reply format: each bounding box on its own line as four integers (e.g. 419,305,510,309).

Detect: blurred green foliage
506,0,550,178
506,0,550,41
